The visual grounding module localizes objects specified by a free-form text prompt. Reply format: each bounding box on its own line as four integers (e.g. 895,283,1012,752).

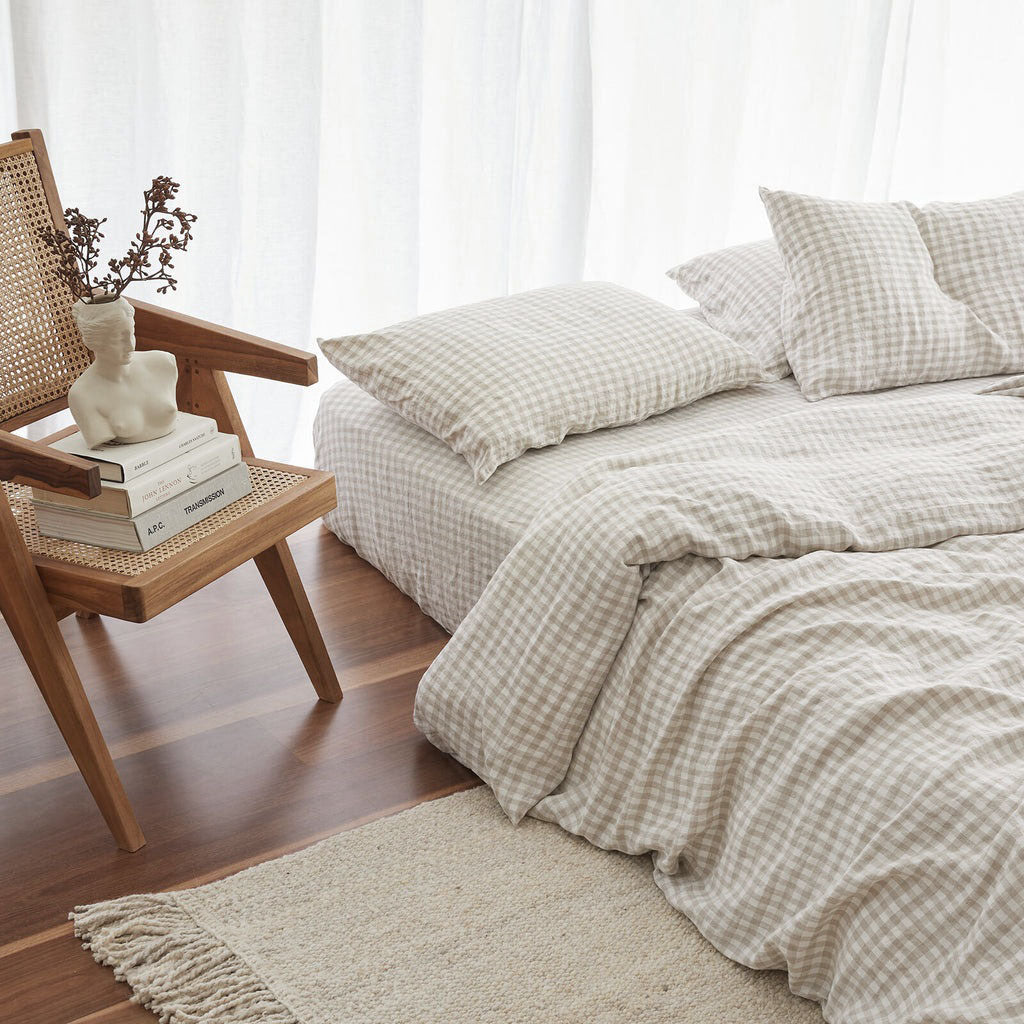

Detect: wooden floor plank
0,523,475,1024
0,937,132,1024
68,1008,161,1024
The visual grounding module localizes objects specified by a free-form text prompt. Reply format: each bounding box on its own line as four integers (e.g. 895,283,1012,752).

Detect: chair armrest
129,299,318,386
0,430,101,498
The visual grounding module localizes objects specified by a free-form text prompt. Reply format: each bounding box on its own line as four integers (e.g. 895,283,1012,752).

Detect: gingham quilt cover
415,390,1024,1024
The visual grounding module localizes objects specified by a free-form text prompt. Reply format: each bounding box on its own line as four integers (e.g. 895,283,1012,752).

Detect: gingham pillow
909,191,1024,346
319,282,768,482
666,239,789,379
760,187,1013,400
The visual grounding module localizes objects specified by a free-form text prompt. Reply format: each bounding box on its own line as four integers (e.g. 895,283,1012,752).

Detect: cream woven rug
73,787,824,1023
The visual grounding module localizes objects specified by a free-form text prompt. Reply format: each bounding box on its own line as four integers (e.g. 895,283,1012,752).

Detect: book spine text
133,463,252,550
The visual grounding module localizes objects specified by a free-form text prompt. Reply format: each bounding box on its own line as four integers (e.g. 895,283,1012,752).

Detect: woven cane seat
5,463,302,574
3,460,337,621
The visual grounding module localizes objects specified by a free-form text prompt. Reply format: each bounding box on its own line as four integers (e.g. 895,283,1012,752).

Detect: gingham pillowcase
666,239,789,379
760,187,1015,400
319,282,768,483
909,191,1024,347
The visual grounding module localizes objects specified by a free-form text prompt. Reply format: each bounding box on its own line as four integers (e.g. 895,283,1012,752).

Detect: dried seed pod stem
37,177,197,302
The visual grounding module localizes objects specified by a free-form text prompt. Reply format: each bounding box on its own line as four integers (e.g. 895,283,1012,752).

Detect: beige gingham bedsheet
314,370,1014,633
413,391,1024,1023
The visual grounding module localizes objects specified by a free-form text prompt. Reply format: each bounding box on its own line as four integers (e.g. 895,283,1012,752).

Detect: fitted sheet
313,371,1010,633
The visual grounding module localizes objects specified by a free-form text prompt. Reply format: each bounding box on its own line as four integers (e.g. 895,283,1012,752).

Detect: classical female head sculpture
68,297,178,449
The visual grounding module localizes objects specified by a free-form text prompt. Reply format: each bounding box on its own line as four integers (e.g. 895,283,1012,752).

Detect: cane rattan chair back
0,134,90,430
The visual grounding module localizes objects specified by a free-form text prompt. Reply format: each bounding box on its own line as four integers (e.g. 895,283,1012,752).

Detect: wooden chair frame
0,129,342,852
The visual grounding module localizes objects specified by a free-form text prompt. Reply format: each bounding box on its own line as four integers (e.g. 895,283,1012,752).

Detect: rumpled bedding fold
415,392,1024,1023
979,372,1024,396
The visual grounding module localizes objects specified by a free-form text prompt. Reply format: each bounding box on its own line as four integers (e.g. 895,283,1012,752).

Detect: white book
49,412,218,482
32,433,242,518
35,463,253,552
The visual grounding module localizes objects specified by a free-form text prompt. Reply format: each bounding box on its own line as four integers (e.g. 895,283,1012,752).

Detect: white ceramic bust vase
69,297,179,449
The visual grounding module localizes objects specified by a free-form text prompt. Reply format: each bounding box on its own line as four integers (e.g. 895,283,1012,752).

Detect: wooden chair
0,129,342,852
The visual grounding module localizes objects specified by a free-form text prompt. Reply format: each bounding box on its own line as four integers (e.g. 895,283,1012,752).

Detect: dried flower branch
37,177,197,302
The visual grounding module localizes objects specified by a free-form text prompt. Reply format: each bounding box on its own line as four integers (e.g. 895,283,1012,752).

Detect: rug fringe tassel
71,893,299,1024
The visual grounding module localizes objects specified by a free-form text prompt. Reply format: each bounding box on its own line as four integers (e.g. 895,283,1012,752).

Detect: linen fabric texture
760,186,1018,400
314,372,1008,635
666,239,789,379
415,390,1024,1024
909,190,1024,347
318,282,767,482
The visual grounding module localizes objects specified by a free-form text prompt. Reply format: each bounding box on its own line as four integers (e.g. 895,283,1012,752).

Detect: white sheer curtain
2,1,1023,461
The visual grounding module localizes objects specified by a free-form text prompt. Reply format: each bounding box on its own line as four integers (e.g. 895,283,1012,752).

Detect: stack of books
33,412,252,552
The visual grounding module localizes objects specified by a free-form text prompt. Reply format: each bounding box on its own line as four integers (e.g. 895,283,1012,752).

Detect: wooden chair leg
0,498,145,851
254,539,343,704
182,364,340,705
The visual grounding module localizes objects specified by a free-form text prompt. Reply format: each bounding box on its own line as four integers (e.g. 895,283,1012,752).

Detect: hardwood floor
0,523,475,1023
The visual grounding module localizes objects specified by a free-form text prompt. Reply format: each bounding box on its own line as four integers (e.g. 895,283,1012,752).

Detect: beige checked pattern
910,190,1024,349
761,187,1018,400
414,391,1024,1023
318,282,767,482
666,239,789,379
314,371,1008,634
980,372,1024,397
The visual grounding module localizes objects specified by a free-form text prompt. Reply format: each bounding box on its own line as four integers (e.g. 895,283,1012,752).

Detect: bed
313,205,1024,1023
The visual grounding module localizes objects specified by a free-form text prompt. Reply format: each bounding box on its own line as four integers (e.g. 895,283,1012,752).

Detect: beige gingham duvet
414,389,1024,1023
